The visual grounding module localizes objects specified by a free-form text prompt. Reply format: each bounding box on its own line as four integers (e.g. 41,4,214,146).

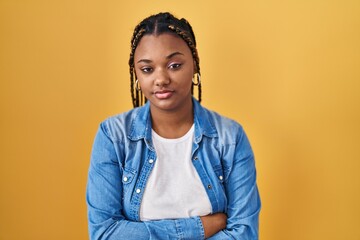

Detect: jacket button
136,188,141,194
149,159,154,164
123,177,128,182
207,184,212,189
219,176,223,181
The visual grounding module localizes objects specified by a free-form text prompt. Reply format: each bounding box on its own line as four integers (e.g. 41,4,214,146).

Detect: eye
169,63,182,70
141,67,153,73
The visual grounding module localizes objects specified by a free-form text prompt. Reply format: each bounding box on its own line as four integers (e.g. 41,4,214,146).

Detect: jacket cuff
175,216,205,239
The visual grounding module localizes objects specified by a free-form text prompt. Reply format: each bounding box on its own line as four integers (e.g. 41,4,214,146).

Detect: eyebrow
166,51,184,59
136,51,184,63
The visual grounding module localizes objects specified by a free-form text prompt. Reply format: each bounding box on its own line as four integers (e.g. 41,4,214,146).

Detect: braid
128,12,202,107
197,73,202,103
129,28,146,108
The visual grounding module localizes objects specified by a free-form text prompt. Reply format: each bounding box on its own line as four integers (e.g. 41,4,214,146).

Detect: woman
86,12,261,239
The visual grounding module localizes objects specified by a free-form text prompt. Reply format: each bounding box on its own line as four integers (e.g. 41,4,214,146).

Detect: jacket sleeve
208,128,261,240
86,124,205,240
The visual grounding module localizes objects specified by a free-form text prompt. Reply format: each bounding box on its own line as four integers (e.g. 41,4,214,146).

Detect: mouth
154,89,174,99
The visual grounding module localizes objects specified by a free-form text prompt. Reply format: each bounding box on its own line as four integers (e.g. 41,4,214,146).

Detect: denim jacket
86,98,261,240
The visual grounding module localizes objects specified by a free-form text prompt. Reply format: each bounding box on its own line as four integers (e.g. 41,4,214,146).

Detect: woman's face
134,33,195,113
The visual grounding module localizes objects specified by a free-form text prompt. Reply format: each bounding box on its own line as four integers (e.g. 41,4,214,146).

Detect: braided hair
129,12,202,108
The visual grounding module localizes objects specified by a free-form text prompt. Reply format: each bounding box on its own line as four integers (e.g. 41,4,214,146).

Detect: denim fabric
86,98,261,240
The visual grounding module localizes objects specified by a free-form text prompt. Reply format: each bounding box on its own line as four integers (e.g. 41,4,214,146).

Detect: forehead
134,33,191,59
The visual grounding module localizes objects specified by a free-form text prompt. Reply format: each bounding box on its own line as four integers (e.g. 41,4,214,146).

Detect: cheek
185,71,195,85
138,79,150,91
180,74,194,92
179,67,194,80
135,72,150,87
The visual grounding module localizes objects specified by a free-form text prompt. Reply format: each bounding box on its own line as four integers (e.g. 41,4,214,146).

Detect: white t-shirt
140,125,212,221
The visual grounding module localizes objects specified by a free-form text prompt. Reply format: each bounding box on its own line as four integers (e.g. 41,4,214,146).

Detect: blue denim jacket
86,98,261,239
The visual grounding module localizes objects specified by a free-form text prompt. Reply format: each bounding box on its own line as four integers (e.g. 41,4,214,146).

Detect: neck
150,101,194,139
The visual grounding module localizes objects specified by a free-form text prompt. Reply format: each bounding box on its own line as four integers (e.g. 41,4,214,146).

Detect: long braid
128,12,202,107
129,27,146,107
183,18,202,103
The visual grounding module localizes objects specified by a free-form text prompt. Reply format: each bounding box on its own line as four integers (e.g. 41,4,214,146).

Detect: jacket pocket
122,167,136,184
122,168,137,197
213,165,225,184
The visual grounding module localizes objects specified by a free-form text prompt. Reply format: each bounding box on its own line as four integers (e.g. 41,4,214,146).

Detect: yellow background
1,0,359,239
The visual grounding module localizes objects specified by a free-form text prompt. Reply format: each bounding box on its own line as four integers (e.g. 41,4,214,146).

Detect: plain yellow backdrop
1,0,359,239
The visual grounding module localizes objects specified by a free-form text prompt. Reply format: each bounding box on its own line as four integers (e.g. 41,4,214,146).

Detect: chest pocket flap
122,167,136,184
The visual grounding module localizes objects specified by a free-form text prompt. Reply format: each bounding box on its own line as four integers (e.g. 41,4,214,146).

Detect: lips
154,89,174,99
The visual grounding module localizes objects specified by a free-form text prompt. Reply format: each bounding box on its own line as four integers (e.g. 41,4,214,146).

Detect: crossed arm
86,126,260,239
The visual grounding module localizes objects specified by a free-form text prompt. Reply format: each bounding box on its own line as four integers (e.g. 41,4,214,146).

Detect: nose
154,69,170,87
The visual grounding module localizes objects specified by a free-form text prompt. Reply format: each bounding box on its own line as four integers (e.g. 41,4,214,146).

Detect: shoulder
198,105,254,163
196,103,245,143
205,107,243,130
99,106,146,141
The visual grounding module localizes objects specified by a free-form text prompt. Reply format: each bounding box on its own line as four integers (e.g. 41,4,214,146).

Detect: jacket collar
127,97,218,143
192,98,218,143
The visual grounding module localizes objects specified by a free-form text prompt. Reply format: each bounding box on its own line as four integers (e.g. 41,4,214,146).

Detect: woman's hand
200,213,227,239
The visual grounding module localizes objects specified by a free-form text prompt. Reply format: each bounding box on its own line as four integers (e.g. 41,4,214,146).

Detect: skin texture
134,33,227,237
201,213,227,238
134,33,195,138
